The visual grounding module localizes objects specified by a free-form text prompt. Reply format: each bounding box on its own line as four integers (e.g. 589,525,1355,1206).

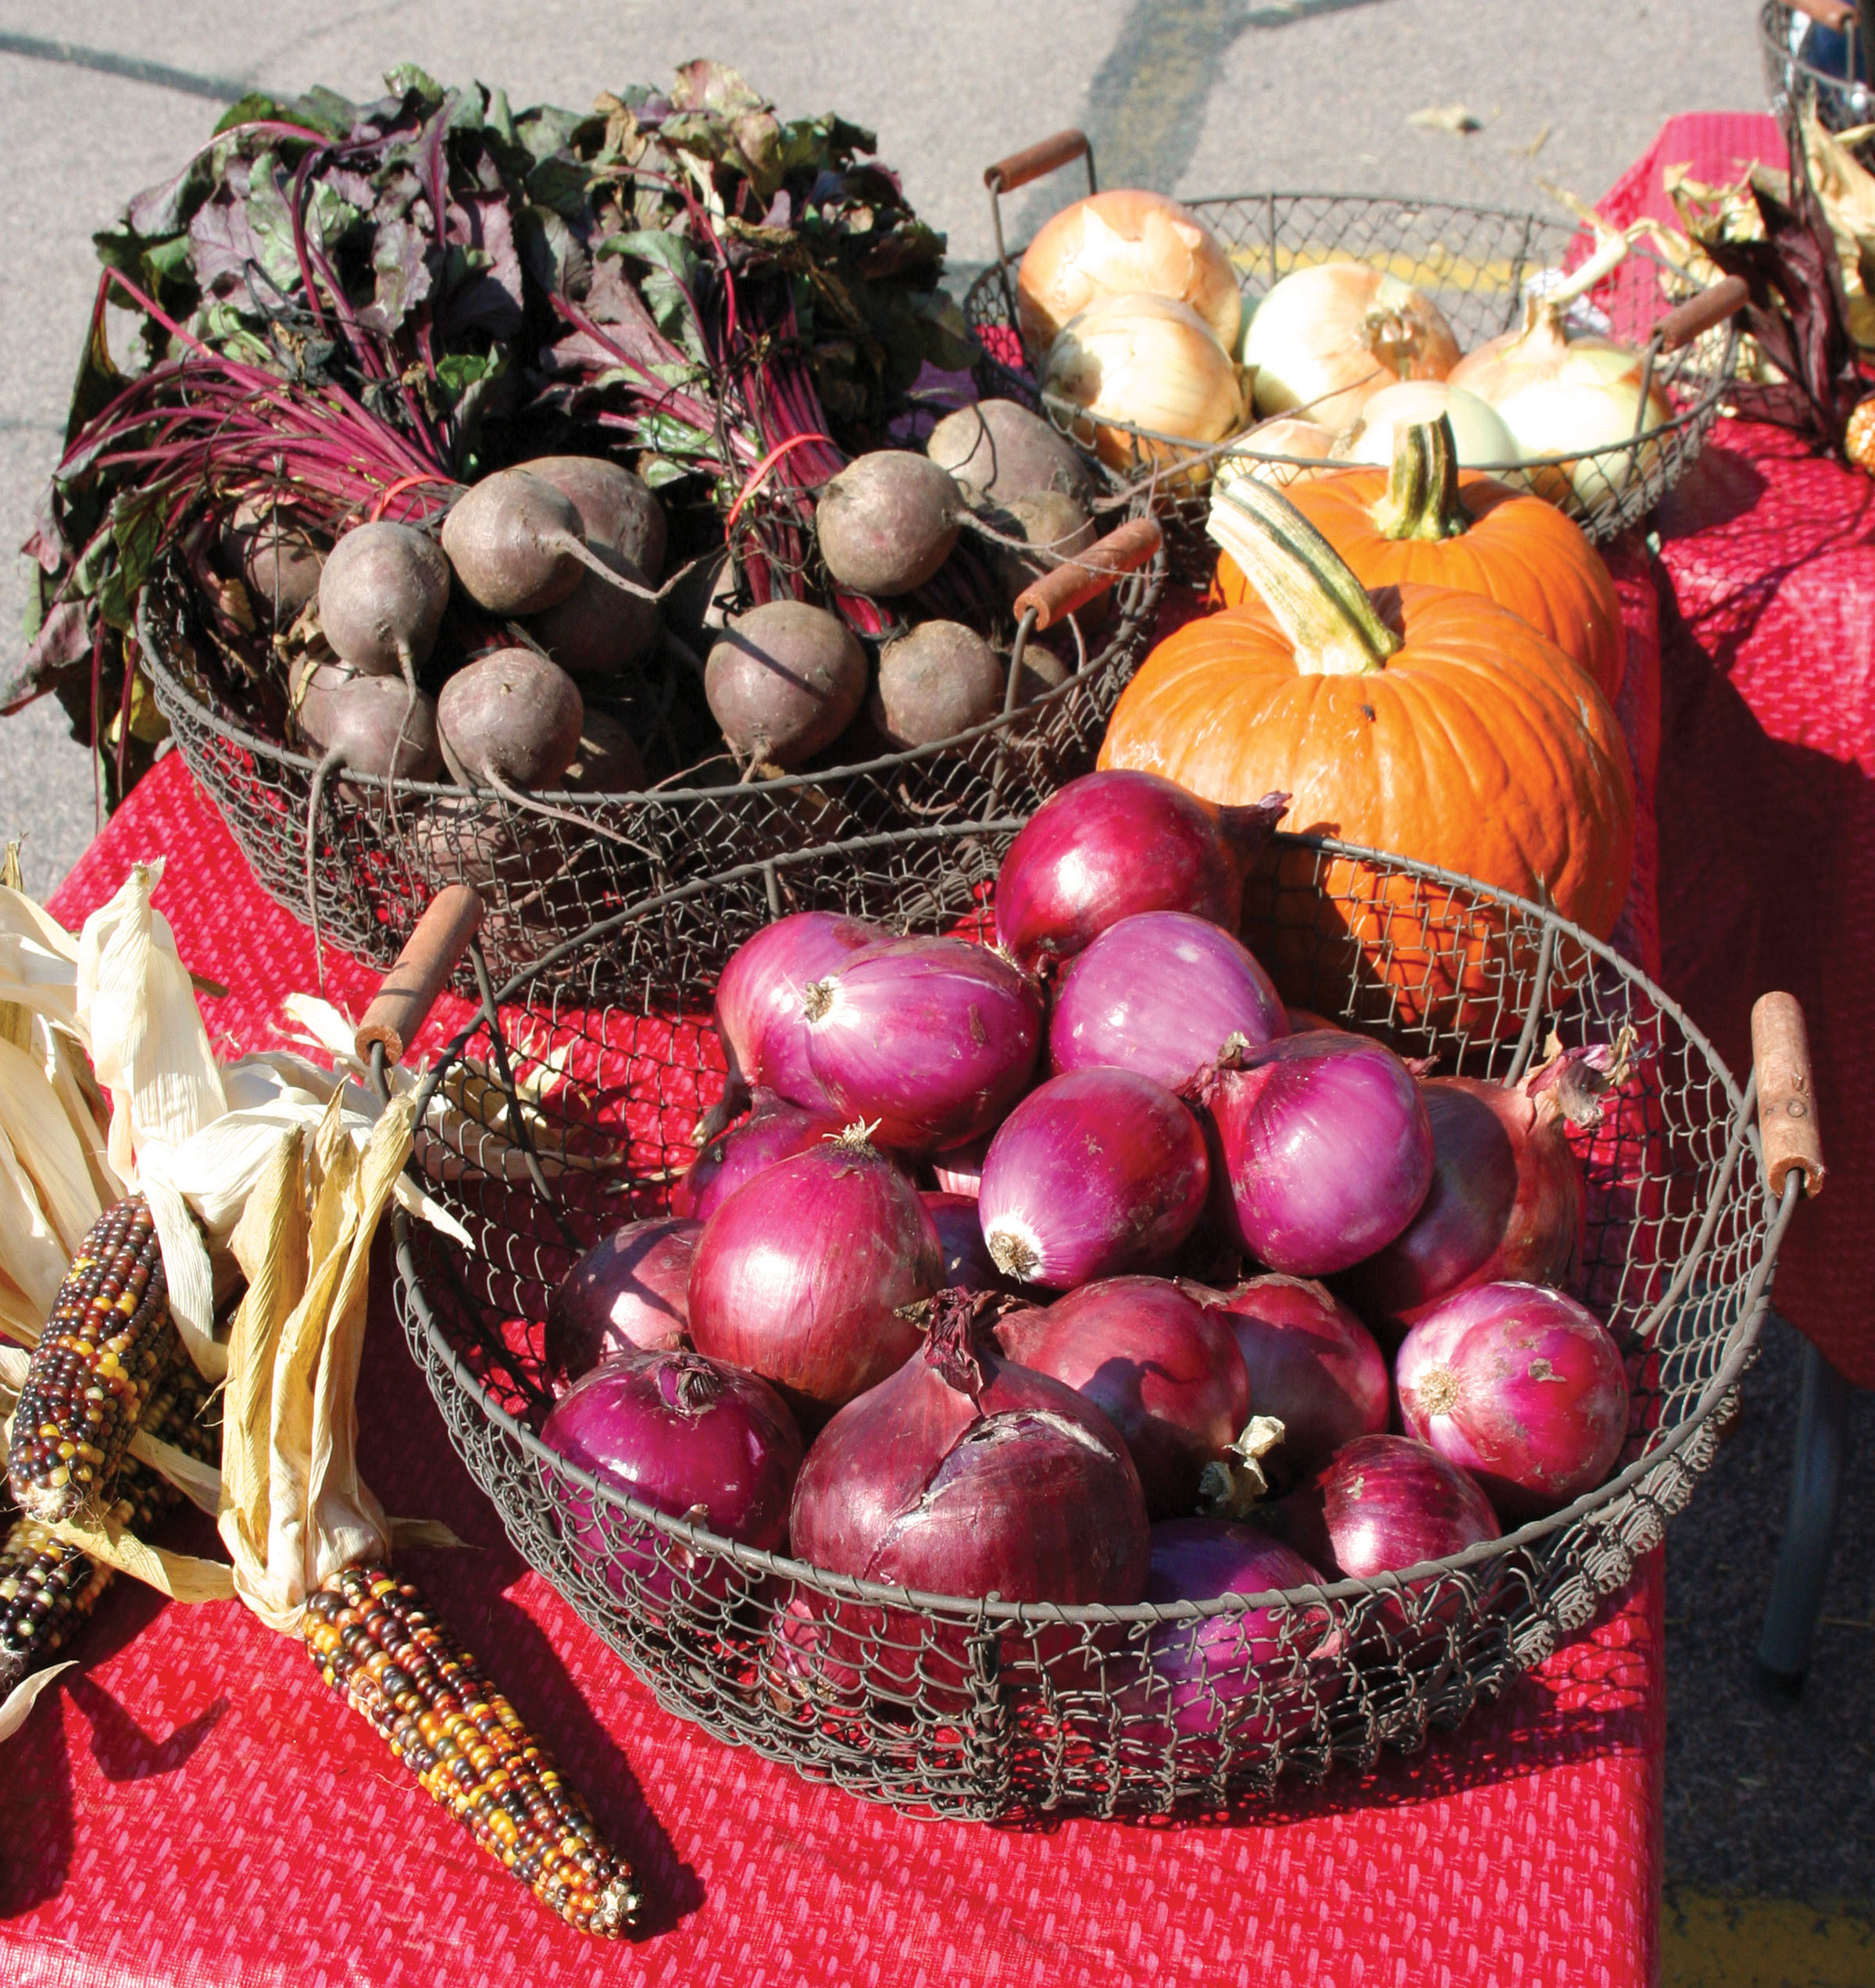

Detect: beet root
297,672,441,781
317,522,450,679
979,490,1098,609
926,399,1093,509
814,452,962,598
867,621,1004,748
522,456,667,580
527,543,659,676
220,498,323,628
704,601,868,769
559,708,646,794
436,648,585,791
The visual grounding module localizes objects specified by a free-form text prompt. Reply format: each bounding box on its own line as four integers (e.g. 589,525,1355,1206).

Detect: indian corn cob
0,1358,220,1694
8,1195,178,1523
302,1564,641,1936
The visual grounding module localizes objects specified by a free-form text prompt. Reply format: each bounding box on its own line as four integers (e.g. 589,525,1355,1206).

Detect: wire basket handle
1752,991,1827,1197
984,128,1097,268
355,883,484,1069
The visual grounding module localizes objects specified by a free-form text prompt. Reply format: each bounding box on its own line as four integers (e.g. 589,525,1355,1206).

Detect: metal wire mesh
138,528,1164,999
1763,2,1875,150
391,822,1790,1820
966,195,1741,583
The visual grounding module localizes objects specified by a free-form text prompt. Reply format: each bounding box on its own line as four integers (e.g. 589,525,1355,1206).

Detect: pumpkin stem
1207,476,1402,676
1370,416,1470,542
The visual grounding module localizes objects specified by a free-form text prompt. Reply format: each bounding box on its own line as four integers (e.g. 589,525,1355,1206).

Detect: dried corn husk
0,1665,76,1743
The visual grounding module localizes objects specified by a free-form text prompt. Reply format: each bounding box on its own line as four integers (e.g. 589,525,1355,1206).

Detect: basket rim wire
1762,0,1873,100
391,823,1788,1636
965,190,1742,519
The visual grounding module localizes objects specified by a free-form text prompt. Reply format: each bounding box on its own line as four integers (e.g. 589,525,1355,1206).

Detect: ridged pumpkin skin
1098,586,1635,1026
1212,468,1627,704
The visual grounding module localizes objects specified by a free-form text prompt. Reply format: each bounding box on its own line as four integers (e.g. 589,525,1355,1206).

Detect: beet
220,498,322,628
981,490,1098,610
926,399,1093,509
296,670,441,782
559,708,645,794
522,455,667,578
815,452,962,597
437,648,585,792
867,621,1003,748
316,522,449,680
705,601,868,769
409,794,555,892
521,458,665,677
443,466,659,619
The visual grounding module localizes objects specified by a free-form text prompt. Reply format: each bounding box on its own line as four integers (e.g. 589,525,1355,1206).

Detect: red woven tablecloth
0,541,1674,1987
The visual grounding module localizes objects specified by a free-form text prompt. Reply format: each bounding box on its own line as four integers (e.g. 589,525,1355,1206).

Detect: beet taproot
437,648,585,792
443,467,662,619
316,522,449,680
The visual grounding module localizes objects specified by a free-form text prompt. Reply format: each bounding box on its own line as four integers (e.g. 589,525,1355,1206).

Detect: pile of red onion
535,768,1638,1740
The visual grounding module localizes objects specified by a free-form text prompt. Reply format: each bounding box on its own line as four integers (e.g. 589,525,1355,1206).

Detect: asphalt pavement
2,3,1870,1976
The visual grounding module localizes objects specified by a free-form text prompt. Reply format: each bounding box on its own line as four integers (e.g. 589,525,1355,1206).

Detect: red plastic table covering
1,549,1673,1984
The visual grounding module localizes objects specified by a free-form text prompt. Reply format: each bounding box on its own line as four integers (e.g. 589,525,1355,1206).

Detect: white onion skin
687,1137,942,1422
1395,1281,1629,1519
1017,188,1242,355
1246,263,1460,429
932,1128,994,1197
979,1069,1211,1289
1448,309,1674,502
803,935,1044,1155
1042,294,1244,478
1215,416,1340,490
1341,380,1517,468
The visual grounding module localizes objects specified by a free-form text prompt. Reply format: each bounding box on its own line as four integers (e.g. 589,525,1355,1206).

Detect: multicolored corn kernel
302,1563,641,1936
8,1196,178,1524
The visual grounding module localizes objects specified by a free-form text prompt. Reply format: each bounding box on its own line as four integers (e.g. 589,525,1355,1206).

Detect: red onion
712,911,883,1115
546,1216,699,1382
1112,1519,1335,1751
1395,1281,1630,1519
803,935,1043,1153
1199,1275,1389,1482
673,1088,844,1222
1196,1032,1433,1277
541,1346,804,1619
1284,1008,1344,1034
1266,1433,1500,1579
1049,910,1286,1091
780,1290,1151,1701
923,1191,1016,1294
1345,1044,1619,1339
932,1127,993,1197
994,1276,1251,1518
688,1126,941,1420
978,1069,1210,1288
993,769,1288,976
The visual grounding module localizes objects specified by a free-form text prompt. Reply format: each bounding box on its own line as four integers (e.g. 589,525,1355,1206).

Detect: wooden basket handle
355,885,484,1066
1012,516,1162,632
1655,276,1748,355
984,129,1097,266
1752,991,1826,1199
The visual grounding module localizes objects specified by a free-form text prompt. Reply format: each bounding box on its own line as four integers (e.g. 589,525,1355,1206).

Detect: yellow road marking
1663,1889,1875,1987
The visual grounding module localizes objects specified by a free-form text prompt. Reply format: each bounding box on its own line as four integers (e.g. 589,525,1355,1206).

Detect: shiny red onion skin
932,1127,994,1197
1202,1274,1389,1479
978,1069,1211,1289
1048,910,1287,1091
923,1191,1016,1294
994,1276,1252,1518
541,1347,805,1615
713,912,883,1111
788,1308,1151,1605
546,1217,700,1382
1202,1033,1434,1277
688,1138,941,1421
992,769,1284,976
1267,1433,1501,1579
804,935,1043,1153
1344,1076,1584,1340
1114,1519,1334,1747
673,1089,843,1222
1395,1281,1630,1519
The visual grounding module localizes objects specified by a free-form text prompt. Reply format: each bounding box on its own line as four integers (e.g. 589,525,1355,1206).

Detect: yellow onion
1214,416,1339,491
1449,299,1674,505
1339,380,1516,468
1042,294,1245,484
1018,189,1242,355
1245,262,1460,429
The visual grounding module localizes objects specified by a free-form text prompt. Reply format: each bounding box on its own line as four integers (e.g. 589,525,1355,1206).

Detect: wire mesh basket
388,818,1802,1822
963,136,1744,582
1763,1,1875,146
138,515,1164,999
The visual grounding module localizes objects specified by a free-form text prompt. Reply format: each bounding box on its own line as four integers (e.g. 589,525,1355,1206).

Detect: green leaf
214,91,291,135
384,63,445,104
526,154,595,220
638,455,695,491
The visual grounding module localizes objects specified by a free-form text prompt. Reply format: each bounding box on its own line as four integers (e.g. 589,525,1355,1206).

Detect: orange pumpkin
1211,417,1627,702
1102,476,1635,1026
